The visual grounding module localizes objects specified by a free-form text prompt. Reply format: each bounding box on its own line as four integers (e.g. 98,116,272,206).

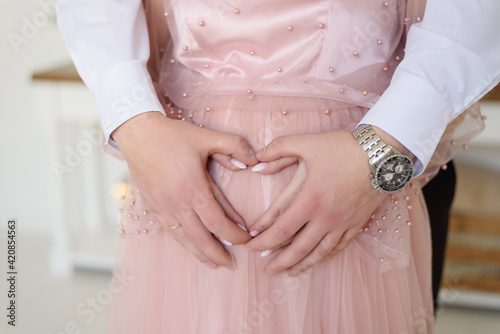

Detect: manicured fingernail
237,223,247,231
261,249,274,257
288,269,299,277
206,262,218,269
250,230,260,237
252,162,268,172
230,158,247,169
218,237,233,246
265,269,276,276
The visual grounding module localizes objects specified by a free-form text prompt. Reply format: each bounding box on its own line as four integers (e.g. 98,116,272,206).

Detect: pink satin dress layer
108,1,484,333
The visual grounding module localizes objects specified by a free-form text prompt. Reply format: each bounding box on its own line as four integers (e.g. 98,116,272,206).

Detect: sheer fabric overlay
107,1,484,333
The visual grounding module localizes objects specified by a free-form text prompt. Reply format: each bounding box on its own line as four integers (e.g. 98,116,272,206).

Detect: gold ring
167,223,182,230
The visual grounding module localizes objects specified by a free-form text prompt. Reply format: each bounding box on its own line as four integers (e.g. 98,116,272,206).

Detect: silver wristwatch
352,125,414,193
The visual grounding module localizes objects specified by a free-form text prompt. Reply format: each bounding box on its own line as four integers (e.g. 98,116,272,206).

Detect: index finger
249,160,307,235
194,194,252,245
246,192,312,252
176,209,234,267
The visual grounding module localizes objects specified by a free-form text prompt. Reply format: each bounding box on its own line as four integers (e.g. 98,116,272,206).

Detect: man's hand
246,130,388,276
113,112,259,268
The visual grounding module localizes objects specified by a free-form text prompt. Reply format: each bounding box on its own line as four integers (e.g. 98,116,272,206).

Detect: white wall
0,1,77,235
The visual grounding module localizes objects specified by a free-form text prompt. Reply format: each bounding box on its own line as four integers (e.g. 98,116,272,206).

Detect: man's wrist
370,125,415,161
111,111,165,148
353,125,415,192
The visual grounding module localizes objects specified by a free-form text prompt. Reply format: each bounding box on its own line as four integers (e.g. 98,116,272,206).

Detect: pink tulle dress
108,1,484,333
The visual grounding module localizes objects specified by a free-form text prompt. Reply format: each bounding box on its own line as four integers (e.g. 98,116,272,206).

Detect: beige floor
1,233,499,334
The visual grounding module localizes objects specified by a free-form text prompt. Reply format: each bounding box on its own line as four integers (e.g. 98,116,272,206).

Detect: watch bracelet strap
352,125,399,172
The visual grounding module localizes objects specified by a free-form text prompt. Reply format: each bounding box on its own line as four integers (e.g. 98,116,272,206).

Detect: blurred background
1,1,499,333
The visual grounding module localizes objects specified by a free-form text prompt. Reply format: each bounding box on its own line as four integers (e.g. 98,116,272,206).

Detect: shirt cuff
93,61,166,150
359,71,453,177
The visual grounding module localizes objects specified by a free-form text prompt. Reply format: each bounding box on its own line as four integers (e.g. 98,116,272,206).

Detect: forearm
57,0,165,149
361,0,500,175
111,112,167,154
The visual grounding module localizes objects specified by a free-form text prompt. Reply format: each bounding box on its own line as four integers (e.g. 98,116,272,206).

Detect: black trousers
422,160,456,312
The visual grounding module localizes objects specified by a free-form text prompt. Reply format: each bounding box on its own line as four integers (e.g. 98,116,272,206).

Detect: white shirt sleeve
57,0,165,150
360,0,500,175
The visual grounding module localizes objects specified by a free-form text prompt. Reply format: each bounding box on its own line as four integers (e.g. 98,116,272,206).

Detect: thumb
256,135,303,162
208,132,258,166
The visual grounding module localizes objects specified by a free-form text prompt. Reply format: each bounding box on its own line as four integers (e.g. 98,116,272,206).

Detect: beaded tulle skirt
107,93,484,334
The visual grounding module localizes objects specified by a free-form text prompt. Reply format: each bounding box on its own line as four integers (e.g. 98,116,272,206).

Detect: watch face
375,155,414,192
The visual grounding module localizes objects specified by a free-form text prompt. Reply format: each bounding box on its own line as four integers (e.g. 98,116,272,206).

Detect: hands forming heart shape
113,112,392,276
245,131,387,276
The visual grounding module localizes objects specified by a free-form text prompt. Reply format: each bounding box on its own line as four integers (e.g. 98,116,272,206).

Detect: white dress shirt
57,0,500,175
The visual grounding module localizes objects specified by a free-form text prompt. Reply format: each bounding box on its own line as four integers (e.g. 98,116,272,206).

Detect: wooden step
442,275,500,294
449,213,500,236
443,212,500,295
445,243,500,266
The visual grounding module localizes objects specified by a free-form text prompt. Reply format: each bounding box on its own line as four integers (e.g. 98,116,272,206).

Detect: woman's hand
246,130,388,276
113,112,259,269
